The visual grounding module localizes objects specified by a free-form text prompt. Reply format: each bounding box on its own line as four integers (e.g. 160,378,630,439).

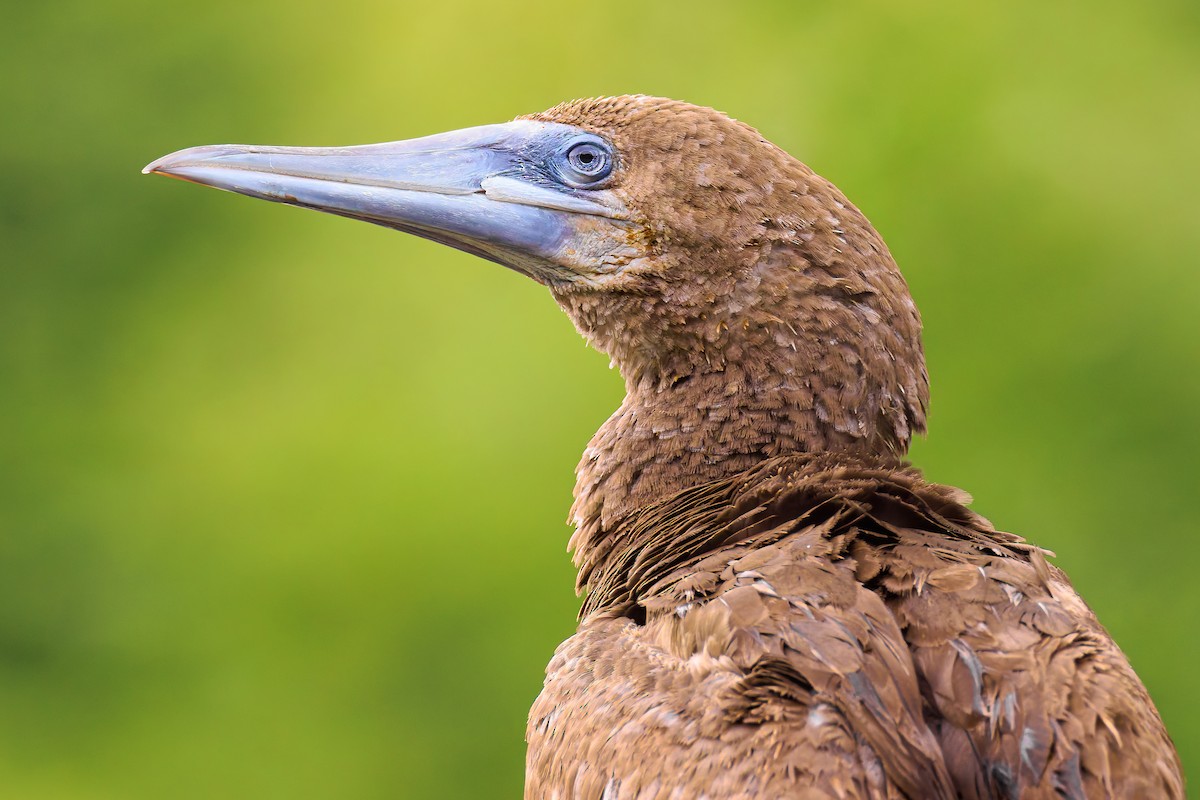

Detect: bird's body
147,95,1183,798
530,452,1178,798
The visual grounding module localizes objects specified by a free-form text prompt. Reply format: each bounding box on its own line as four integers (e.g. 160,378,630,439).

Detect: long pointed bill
144,121,638,283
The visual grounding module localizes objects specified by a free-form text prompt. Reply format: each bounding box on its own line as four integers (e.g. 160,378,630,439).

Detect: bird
145,95,1183,798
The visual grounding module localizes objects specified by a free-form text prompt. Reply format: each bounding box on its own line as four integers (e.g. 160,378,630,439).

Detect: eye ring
559,137,614,185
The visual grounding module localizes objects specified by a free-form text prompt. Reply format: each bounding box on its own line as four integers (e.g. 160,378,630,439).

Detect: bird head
146,96,928,458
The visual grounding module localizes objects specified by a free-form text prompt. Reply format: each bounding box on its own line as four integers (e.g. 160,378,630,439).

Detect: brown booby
145,96,1183,799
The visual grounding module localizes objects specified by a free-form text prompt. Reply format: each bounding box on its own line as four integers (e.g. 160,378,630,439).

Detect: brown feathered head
145,96,928,460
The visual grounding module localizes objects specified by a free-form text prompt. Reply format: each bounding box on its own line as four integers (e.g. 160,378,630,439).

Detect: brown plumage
146,95,1183,798
526,97,1181,798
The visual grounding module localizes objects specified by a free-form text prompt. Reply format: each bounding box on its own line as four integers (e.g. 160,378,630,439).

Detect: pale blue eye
560,138,613,184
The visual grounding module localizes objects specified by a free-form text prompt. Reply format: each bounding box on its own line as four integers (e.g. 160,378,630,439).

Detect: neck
570,367,834,525
567,348,898,560
555,232,928,594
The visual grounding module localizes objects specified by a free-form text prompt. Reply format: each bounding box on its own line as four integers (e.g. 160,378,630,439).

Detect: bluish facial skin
145,121,643,284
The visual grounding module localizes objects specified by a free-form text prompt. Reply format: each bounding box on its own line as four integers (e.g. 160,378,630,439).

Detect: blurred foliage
2,0,1198,796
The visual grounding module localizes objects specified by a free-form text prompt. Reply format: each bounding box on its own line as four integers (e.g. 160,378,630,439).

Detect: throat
554,243,930,592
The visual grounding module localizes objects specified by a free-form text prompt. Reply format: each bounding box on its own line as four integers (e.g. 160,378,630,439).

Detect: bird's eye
560,138,613,185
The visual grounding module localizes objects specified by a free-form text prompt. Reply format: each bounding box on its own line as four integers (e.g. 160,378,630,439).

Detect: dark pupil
573,145,602,173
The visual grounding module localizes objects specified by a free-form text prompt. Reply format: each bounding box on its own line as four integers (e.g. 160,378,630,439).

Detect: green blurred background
2,1,1197,796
